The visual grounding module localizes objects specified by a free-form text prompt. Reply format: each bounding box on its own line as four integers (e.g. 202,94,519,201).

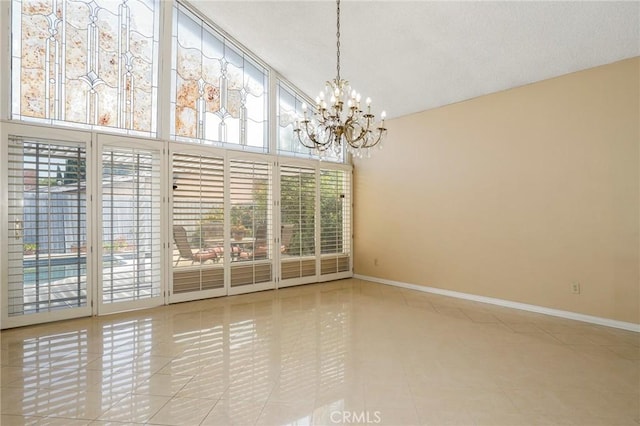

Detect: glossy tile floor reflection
1,278,638,425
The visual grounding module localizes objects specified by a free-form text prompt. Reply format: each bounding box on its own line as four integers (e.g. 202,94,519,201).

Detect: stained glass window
277,80,343,162
11,0,160,135
277,81,311,156
171,5,268,150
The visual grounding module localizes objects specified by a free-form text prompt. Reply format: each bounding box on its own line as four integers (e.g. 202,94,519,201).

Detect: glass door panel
5,137,91,327
319,169,352,279
171,148,226,302
98,139,163,313
279,164,317,287
228,157,274,295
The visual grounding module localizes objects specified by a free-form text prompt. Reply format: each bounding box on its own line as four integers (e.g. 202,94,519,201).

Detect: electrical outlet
571,282,581,294
374,258,378,267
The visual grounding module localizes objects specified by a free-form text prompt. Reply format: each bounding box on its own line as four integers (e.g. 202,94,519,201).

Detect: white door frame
95,133,166,315
168,142,228,303
1,122,94,328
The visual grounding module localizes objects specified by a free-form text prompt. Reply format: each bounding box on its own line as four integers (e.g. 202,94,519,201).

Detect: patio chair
241,224,292,261
234,224,268,261
280,223,295,254
173,225,220,266
243,224,263,260
202,222,224,245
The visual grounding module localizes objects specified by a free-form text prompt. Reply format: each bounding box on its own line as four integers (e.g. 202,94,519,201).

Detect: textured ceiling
188,1,640,119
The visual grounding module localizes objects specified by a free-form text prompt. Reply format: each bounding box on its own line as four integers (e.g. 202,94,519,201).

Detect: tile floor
1,278,638,425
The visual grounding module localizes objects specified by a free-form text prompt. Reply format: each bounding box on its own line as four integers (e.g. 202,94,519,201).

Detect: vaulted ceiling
189,1,640,119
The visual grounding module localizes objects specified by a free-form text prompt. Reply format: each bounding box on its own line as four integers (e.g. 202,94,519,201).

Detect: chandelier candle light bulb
294,0,387,159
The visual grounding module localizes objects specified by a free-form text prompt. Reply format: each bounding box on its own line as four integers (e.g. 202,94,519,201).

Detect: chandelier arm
345,129,368,148
295,131,311,148
315,133,335,148
298,119,334,149
364,128,387,149
348,129,382,149
296,132,319,149
342,114,373,146
297,128,329,150
350,123,386,149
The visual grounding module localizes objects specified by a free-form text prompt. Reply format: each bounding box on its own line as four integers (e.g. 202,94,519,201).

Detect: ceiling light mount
294,0,387,159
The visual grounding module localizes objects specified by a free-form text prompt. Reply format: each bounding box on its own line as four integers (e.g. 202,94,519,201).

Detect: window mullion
157,0,175,140
269,70,278,154
0,0,10,120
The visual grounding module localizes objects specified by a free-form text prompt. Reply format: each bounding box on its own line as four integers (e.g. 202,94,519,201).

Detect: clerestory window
277,80,344,162
11,0,160,136
170,5,268,151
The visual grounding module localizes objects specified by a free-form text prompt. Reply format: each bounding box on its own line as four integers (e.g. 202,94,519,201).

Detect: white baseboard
353,274,640,333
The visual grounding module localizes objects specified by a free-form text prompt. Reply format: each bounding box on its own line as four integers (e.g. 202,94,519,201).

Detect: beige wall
354,57,640,324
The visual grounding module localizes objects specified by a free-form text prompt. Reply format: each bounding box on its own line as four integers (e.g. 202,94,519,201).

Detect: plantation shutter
229,159,273,288
100,146,162,305
7,138,88,317
280,164,316,282
171,152,225,295
320,169,351,275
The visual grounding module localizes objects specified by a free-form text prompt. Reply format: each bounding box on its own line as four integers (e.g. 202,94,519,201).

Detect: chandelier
294,0,387,159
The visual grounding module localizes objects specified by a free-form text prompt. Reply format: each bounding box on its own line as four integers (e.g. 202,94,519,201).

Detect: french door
279,163,317,287
170,145,226,303
318,168,352,280
3,126,93,328
228,155,275,295
97,135,164,314
2,126,352,328
169,147,275,299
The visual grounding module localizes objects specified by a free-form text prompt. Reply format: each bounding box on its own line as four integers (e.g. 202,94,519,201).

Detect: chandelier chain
336,0,340,81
